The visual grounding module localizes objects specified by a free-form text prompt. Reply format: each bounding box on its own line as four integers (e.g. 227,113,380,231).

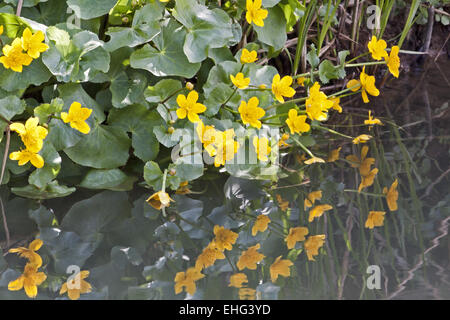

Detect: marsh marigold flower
270,256,293,282
367,36,388,60
358,168,378,192
211,129,240,167
213,225,238,251
347,67,379,103
308,204,333,222
59,270,92,300
9,148,44,168
196,120,217,157
0,25,3,36
238,97,265,129
346,145,375,176
146,191,174,210
296,77,306,86
176,90,206,123
365,211,386,229
304,156,326,165
174,267,205,295
305,82,333,121
0,38,33,72
304,190,322,210
237,244,265,270
8,263,46,298
230,72,250,89
304,235,326,261
271,74,295,103
240,48,258,64
229,273,248,288
285,227,308,249
330,97,342,113
364,110,383,127
195,242,225,270
386,46,400,78
252,214,271,236
9,239,43,268
239,287,256,300
352,134,372,144
253,136,271,162
10,117,48,153
327,146,342,162
61,102,92,134
245,0,268,27
21,28,49,59
383,179,399,211
276,194,289,211
278,133,291,148
285,109,310,135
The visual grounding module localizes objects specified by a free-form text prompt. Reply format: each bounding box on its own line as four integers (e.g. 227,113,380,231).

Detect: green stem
290,136,314,158
313,125,353,139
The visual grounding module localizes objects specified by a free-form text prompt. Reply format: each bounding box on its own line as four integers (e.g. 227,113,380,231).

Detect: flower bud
168,126,175,134
185,82,194,91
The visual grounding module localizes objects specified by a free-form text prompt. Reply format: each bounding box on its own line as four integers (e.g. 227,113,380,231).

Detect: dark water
0,58,448,300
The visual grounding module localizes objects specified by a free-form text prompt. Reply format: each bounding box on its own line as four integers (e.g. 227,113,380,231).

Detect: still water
0,58,448,300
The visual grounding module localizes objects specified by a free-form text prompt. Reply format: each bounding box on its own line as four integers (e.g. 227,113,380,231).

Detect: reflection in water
0,59,449,300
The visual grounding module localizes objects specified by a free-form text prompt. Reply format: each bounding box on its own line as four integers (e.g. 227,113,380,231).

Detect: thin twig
16,0,23,16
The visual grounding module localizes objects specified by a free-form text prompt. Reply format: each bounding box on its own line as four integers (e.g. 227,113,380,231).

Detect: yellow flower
213,225,238,251
9,148,44,168
304,235,326,261
146,191,174,210
9,239,43,268
365,211,386,229
278,133,291,148
383,179,399,211
308,204,333,222
176,90,206,123
245,0,268,27
347,67,379,103
21,28,49,59
271,74,295,103
176,181,191,195
230,72,250,89
285,109,310,135
295,153,307,164
0,25,3,36
237,244,265,270
304,190,322,210
367,36,388,61
364,110,383,127
238,97,265,129
61,102,92,134
240,48,258,64
174,267,205,295
211,129,240,167
239,287,256,300
346,145,375,176
270,256,293,282
195,241,225,270
327,146,342,162
196,120,217,157
0,38,33,72
185,82,194,90
252,214,271,236
10,117,48,153
352,134,372,144
358,168,378,192
59,270,92,300
276,194,289,211
385,46,400,78
330,97,342,113
296,77,306,86
285,227,308,249
8,263,46,298
258,84,267,89
252,136,271,162
304,156,326,165
305,82,333,121
229,273,248,288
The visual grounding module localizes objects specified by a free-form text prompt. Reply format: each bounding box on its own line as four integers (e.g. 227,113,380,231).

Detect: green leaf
67,0,118,19
130,19,201,78
108,104,162,162
262,0,281,7
153,125,182,148
11,180,76,200
0,12,30,38
173,0,234,63
105,2,164,52
0,59,52,92
307,44,320,68
34,98,64,124
144,79,182,107
0,96,26,121
79,168,137,191
64,125,131,169
110,70,147,109
46,118,84,151
253,6,287,51
28,142,61,189
143,161,163,188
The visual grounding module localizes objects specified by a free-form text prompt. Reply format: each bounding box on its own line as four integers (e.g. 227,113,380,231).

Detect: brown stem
16,0,23,16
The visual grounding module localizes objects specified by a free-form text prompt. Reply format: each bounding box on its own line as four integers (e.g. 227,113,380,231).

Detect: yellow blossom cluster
0,27,49,73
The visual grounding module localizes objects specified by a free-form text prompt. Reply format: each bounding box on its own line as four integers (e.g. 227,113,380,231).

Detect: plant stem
290,136,314,158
